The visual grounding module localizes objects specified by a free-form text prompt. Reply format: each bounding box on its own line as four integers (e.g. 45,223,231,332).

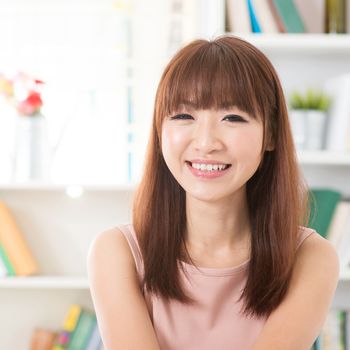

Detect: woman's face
161,105,265,202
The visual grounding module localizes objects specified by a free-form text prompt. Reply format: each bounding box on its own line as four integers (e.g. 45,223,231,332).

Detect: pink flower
17,91,43,116
0,72,45,116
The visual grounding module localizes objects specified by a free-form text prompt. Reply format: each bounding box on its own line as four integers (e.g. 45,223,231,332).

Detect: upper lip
187,159,231,165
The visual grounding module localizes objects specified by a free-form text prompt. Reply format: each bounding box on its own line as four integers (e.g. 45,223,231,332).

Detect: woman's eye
170,113,193,120
223,114,247,122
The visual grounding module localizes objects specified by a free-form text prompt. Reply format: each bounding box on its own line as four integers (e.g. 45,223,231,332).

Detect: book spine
272,0,305,33
252,0,279,33
53,304,82,348
29,328,57,350
247,0,262,33
267,0,286,32
85,319,102,350
0,253,7,277
226,0,252,32
68,310,97,350
0,243,16,276
0,201,38,276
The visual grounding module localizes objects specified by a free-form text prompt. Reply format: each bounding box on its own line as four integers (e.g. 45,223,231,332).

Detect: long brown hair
132,35,309,319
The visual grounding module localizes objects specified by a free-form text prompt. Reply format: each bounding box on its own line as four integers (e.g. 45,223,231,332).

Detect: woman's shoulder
296,226,316,249
295,226,340,277
87,225,142,283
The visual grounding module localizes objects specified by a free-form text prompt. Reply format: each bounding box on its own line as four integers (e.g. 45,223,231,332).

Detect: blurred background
0,0,350,349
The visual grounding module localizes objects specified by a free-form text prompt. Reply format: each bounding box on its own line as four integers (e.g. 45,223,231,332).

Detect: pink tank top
117,224,315,350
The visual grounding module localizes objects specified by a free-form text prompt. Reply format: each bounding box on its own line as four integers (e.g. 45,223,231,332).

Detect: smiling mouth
185,161,232,171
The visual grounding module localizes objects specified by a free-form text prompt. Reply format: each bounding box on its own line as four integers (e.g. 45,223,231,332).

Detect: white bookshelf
225,33,350,54
0,185,134,349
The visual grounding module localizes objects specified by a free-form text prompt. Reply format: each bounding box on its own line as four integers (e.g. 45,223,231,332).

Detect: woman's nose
193,122,223,153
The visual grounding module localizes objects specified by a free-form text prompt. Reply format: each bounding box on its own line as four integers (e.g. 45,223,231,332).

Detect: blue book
86,320,102,350
247,0,262,33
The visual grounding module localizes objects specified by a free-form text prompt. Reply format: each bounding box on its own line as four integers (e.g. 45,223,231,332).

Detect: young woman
87,35,339,350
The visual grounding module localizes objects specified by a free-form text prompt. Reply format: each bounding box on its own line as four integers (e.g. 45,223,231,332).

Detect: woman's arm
251,233,340,350
87,228,161,350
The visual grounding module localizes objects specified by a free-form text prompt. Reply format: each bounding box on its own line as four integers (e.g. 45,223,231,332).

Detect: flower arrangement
0,72,44,116
289,88,332,111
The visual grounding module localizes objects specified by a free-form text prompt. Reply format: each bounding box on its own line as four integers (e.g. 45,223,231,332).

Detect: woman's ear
266,141,275,151
265,134,275,151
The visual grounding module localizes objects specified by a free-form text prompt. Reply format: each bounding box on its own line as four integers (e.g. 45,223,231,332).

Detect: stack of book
311,309,349,350
307,188,350,271
0,200,39,277
307,189,350,349
29,304,103,350
226,0,327,33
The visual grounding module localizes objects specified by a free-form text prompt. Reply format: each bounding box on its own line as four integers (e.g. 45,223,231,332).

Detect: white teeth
191,163,229,171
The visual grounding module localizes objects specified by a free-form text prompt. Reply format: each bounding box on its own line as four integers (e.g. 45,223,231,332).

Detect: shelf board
297,151,350,165
0,276,89,289
0,151,350,191
0,272,349,290
0,182,136,191
227,33,350,54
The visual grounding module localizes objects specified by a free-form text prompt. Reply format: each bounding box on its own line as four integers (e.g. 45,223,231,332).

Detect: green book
339,310,346,350
308,189,342,238
68,309,97,350
0,243,16,276
272,0,305,33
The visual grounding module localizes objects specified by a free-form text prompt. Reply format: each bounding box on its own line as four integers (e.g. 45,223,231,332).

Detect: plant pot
304,110,328,150
289,109,307,150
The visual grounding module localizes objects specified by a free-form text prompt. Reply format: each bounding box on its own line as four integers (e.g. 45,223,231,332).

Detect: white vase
12,113,50,182
304,110,328,150
289,109,307,150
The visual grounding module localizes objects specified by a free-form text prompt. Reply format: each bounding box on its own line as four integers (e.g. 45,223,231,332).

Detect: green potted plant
288,88,332,151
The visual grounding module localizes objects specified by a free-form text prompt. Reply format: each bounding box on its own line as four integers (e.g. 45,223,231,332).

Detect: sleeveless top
117,224,315,350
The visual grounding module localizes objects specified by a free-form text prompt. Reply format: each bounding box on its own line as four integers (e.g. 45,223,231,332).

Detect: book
250,0,279,33
347,0,350,33
0,201,39,276
323,74,350,152
85,319,102,350
0,242,16,276
68,309,97,350
29,328,57,350
0,252,7,277
335,214,350,270
271,0,305,33
226,0,252,32
247,0,262,33
326,201,350,249
53,304,83,349
267,0,286,32
308,189,342,238
319,310,343,349
294,0,325,33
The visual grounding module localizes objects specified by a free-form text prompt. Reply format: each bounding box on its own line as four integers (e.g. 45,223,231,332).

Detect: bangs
160,41,262,119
